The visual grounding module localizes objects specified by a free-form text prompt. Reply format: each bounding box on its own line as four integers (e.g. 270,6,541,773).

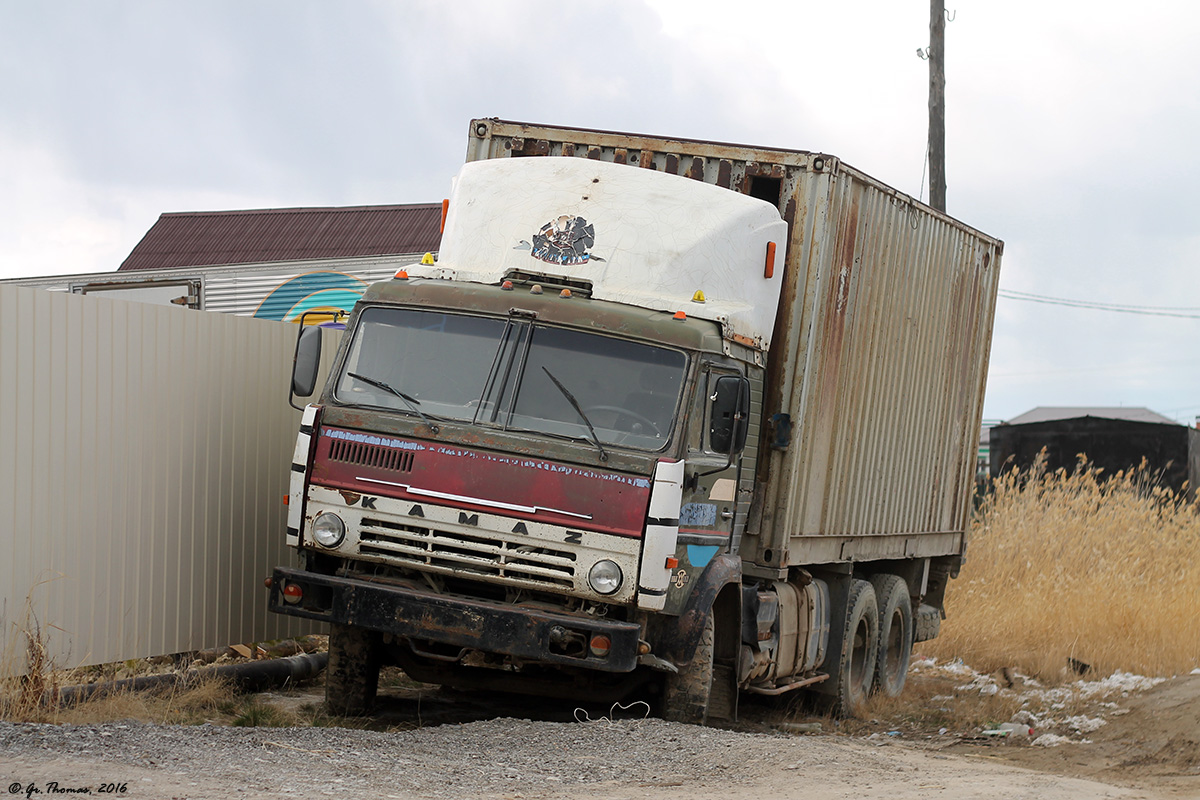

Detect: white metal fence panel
0,284,336,670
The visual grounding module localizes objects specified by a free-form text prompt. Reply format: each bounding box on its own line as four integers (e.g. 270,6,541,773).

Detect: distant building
989,407,1199,496
4,203,443,321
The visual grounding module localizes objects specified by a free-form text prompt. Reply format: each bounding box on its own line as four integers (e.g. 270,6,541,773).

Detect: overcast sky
2,0,1198,424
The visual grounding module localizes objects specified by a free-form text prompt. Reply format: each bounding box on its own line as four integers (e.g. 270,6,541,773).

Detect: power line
998,290,1200,319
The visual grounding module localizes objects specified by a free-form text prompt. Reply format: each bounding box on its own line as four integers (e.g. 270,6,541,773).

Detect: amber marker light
765,241,777,279
560,288,572,298
589,635,612,658
394,269,409,280
440,199,449,233
673,311,687,320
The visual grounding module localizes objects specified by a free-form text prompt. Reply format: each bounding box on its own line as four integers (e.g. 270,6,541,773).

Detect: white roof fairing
425,157,788,348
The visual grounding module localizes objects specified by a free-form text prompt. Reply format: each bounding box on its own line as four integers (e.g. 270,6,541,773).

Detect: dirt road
3,668,1197,800
1,717,1183,800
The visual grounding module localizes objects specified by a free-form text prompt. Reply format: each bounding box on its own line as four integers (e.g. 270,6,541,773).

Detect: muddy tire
869,574,913,697
830,579,879,717
664,610,736,725
664,612,715,725
325,623,382,716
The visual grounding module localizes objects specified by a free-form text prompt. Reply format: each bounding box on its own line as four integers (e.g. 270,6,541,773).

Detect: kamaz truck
267,118,1002,722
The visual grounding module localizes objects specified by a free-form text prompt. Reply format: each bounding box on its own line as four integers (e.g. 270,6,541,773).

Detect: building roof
118,204,443,271
1003,407,1178,426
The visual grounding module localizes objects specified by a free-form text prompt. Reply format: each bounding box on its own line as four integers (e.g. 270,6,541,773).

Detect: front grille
359,516,577,590
329,438,414,472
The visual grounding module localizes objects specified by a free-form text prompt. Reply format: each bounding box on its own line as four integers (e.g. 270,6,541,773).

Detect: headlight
311,512,346,548
588,560,623,595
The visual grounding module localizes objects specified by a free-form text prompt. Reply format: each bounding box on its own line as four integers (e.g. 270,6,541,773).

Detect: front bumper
268,567,641,673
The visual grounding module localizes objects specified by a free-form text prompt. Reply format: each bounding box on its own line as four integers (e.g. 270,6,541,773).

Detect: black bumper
268,567,641,673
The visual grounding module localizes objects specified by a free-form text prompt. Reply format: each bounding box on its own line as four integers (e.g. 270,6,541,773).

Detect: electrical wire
998,289,1200,319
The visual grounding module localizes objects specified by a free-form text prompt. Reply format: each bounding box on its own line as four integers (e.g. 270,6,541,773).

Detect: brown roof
118,203,443,271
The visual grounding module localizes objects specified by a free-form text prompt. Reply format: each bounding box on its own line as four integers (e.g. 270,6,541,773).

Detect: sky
1,0,1198,424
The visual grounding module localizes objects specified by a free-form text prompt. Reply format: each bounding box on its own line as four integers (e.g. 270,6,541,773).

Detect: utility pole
928,0,946,212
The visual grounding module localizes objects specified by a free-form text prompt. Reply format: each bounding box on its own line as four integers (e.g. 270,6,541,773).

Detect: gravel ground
2,717,792,798
1,717,1175,800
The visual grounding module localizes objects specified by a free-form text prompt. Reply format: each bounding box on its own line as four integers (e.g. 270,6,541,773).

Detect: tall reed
922,455,1200,679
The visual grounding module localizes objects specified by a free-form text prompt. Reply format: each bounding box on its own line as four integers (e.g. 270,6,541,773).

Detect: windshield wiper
540,366,607,462
347,372,440,433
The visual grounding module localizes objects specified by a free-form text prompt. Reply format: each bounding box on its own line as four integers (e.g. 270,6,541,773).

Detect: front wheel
663,609,737,725
325,623,382,716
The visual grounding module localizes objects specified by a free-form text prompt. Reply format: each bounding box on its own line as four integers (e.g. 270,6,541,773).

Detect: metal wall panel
202,263,403,317
1,255,424,319
0,284,338,670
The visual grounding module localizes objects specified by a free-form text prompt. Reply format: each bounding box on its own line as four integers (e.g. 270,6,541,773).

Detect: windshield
334,307,687,451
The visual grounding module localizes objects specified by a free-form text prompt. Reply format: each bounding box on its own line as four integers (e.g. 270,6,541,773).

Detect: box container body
467,119,1002,570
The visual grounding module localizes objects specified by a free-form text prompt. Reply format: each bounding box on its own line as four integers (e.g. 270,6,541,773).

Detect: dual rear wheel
829,574,914,716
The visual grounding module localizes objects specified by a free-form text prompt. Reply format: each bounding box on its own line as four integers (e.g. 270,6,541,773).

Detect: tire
869,574,913,697
913,603,942,643
830,579,879,717
325,623,382,716
663,609,737,725
664,612,715,725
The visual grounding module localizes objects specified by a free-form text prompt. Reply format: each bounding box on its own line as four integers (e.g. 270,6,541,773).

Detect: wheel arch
655,553,742,666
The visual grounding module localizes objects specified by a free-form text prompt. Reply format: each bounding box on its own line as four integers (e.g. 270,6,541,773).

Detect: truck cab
270,155,785,720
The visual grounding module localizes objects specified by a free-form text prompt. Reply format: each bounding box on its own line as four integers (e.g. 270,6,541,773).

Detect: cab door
663,363,749,613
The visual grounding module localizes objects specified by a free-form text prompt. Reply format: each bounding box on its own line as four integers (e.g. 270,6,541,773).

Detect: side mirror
710,375,750,455
289,326,322,409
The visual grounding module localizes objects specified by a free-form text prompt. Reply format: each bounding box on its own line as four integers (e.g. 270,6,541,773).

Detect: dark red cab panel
310,427,651,538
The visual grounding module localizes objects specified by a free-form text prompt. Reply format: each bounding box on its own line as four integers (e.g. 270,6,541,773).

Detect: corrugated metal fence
0,285,334,670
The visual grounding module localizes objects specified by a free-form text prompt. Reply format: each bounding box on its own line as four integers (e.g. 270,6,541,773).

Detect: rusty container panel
466,119,1002,569
757,171,1001,567
0,285,338,670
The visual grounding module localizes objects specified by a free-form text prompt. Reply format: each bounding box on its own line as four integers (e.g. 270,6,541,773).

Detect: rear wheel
325,623,382,716
830,579,879,717
869,574,913,697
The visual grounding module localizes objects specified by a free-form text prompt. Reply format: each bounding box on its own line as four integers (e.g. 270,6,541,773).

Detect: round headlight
588,560,623,595
311,512,346,548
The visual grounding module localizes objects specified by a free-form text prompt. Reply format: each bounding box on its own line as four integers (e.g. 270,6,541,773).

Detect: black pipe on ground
50,652,328,707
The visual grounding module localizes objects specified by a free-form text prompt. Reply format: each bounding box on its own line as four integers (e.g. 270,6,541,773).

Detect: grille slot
329,438,414,472
359,516,576,590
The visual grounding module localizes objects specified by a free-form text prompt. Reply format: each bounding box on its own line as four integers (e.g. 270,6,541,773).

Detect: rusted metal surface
466,119,1003,570
716,159,732,189
359,277,726,353
744,673,828,695
269,567,641,672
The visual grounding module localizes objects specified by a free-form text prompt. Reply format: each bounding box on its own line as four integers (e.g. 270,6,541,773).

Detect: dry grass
922,455,1200,680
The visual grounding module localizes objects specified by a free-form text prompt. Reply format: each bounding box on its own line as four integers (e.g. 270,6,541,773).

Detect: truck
267,118,1003,722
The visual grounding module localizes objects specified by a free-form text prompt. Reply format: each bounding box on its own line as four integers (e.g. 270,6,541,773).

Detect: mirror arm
687,376,748,490
289,310,344,411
